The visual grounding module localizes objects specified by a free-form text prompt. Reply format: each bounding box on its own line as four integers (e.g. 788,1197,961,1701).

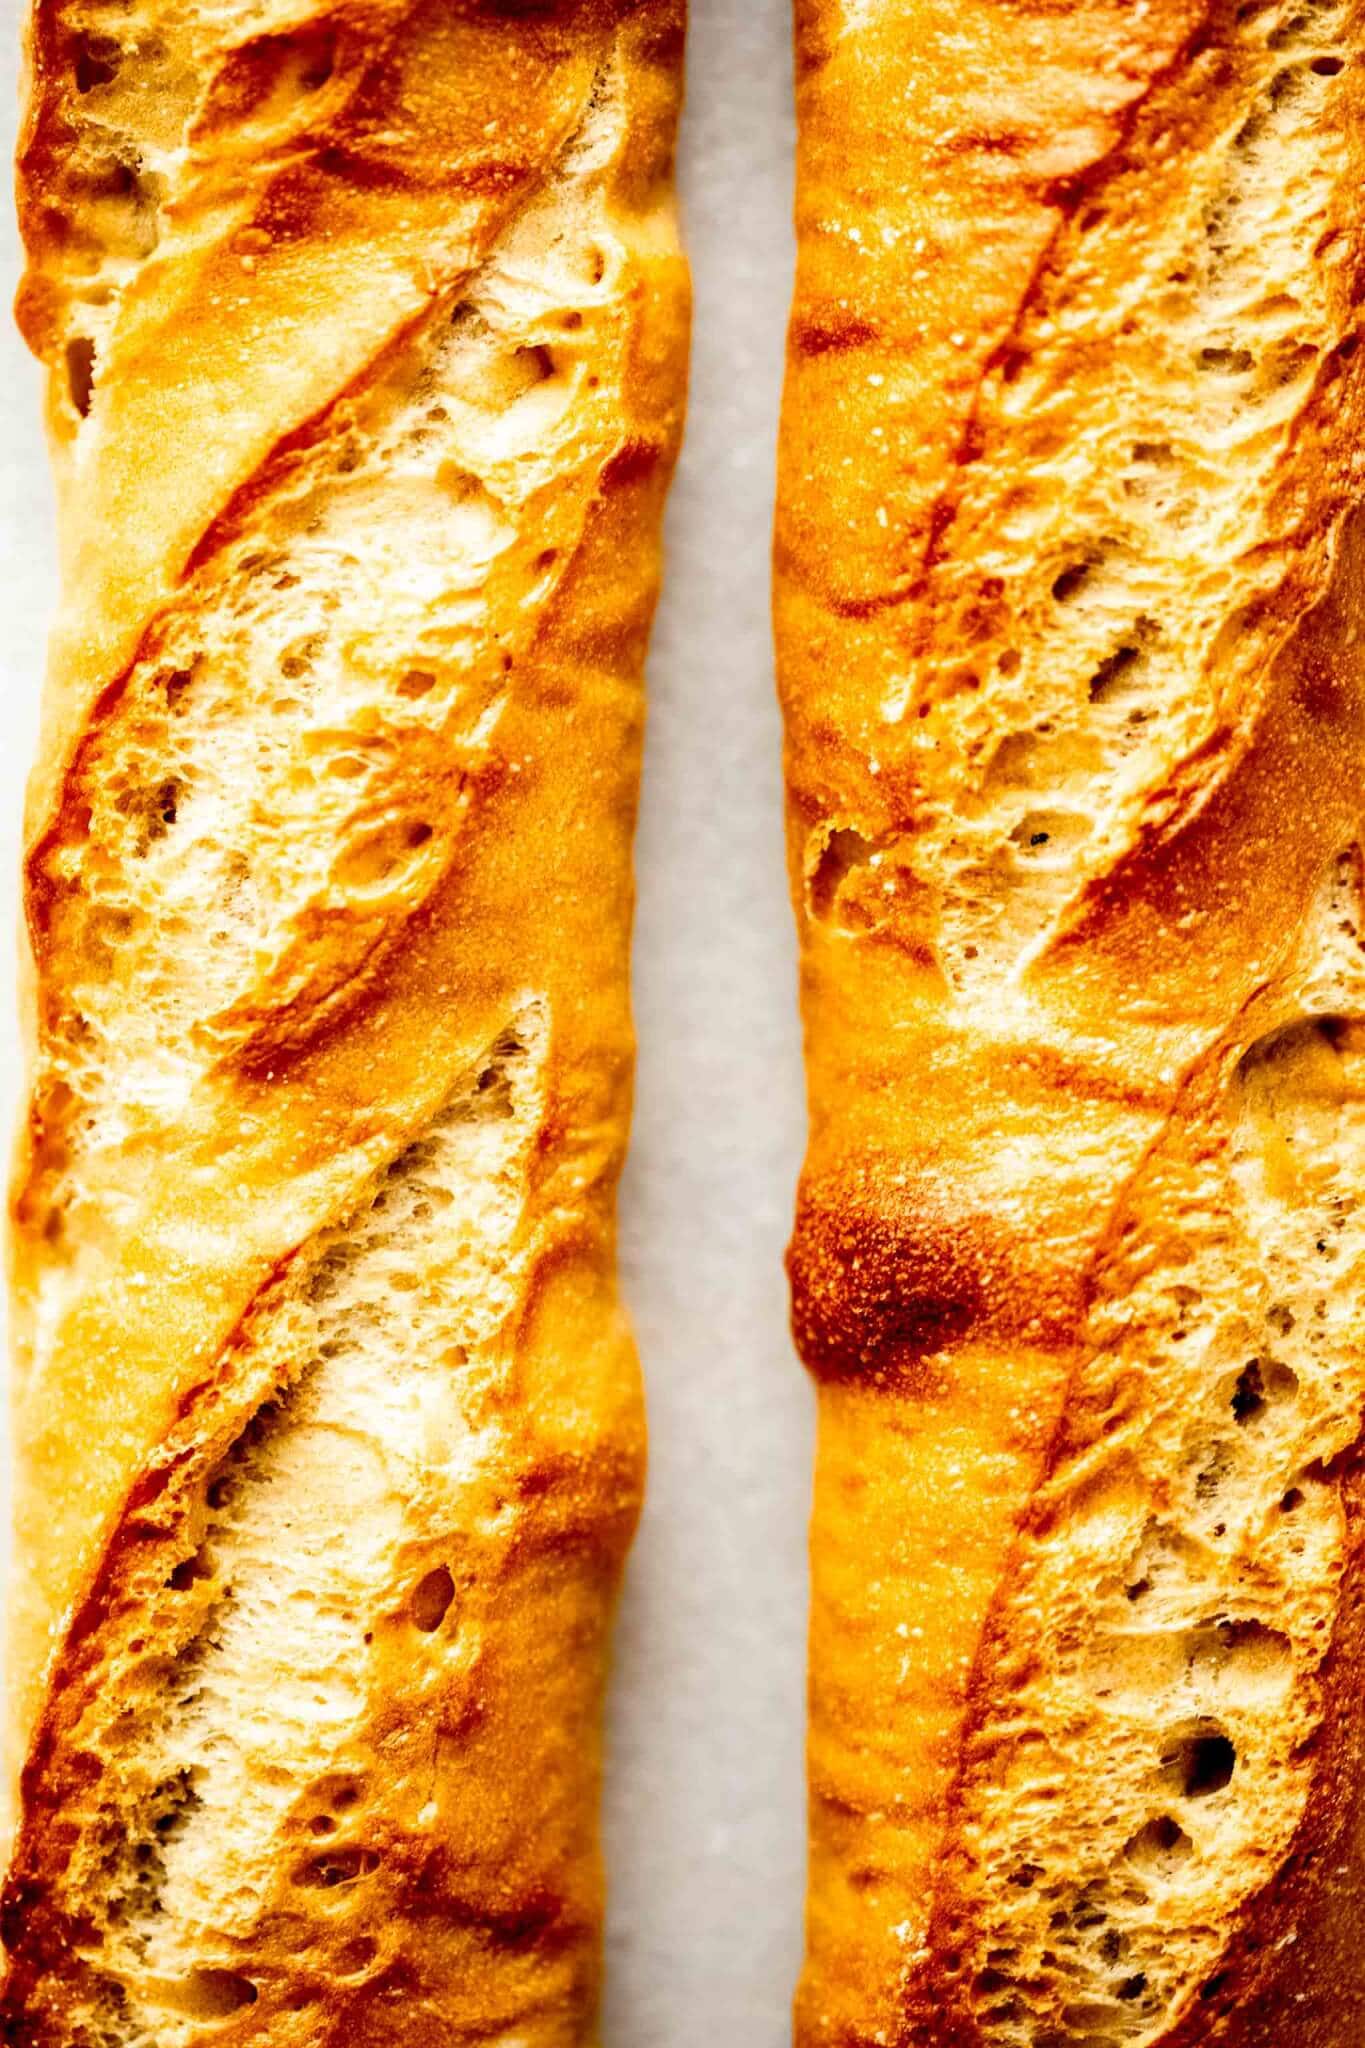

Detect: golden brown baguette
1,2,687,2041
776,2,1365,2042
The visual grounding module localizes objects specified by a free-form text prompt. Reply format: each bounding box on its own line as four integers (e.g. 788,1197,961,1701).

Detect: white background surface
0,3,815,2042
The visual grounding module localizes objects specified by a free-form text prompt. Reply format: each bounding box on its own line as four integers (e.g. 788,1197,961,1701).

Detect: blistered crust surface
3,2,688,2043
777,3,1365,2045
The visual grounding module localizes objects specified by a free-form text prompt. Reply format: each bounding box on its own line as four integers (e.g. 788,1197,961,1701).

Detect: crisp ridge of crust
778,2,1365,2044
3,2,688,2043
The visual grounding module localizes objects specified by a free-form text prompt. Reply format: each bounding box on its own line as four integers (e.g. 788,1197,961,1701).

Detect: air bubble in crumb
409,1566,455,1632
66,335,96,417
165,1969,257,2019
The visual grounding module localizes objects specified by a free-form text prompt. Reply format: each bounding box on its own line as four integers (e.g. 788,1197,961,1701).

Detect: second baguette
777,1,1365,2042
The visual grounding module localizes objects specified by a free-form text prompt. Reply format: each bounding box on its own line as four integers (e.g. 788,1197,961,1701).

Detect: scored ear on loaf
1,2,688,2043
777,2,1365,2044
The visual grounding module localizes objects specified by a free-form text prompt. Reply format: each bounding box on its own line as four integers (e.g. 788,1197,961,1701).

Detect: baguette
1,3,687,2042
776,3,1365,2043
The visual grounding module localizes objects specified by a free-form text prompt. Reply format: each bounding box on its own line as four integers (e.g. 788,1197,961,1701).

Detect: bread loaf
1,3,687,2041
777,2,1365,2042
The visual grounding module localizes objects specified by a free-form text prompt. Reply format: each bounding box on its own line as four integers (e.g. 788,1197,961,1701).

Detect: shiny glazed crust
778,2,1365,2044
1,2,687,2042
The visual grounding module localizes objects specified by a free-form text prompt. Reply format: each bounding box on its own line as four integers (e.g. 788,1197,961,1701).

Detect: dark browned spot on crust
790,313,878,358
792,0,839,76
789,1153,1087,1387
788,1171,983,1385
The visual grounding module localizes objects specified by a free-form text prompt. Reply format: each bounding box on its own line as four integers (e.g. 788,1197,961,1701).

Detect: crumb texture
778,2,1365,2044
4,1,687,2043
945,856,1365,2047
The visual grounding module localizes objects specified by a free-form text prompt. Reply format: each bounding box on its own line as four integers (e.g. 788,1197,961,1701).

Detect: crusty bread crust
2,2,687,2041
777,2,1365,2043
